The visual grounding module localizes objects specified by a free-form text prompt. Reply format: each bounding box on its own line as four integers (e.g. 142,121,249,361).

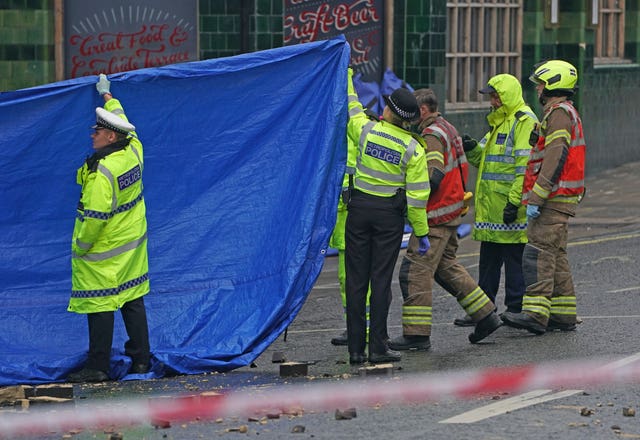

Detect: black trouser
86,296,150,373
345,191,404,355
478,242,525,313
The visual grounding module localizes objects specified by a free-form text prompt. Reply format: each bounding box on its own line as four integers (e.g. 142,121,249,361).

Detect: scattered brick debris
291,425,305,433
335,407,357,420
279,362,308,377
152,418,171,429
226,425,248,433
580,407,594,416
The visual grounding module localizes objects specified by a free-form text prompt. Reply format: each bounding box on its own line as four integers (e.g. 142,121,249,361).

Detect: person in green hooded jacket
453,73,538,326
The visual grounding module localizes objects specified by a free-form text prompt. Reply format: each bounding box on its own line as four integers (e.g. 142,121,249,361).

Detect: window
445,0,523,110
595,0,628,64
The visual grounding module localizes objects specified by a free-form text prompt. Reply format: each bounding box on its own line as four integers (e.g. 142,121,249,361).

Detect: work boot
129,363,150,374
453,314,475,327
330,330,348,346
368,349,401,364
67,368,110,383
546,319,577,332
349,352,366,365
468,312,502,343
388,335,431,351
501,311,546,335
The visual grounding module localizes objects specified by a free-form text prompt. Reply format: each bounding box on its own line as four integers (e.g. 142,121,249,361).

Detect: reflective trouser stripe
522,295,551,318
402,305,432,327
550,296,577,315
458,286,491,316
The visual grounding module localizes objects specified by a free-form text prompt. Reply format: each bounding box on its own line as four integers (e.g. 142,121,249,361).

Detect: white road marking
571,315,640,319
607,286,640,293
589,256,632,264
602,352,640,370
312,283,341,289
440,389,582,424
440,353,640,423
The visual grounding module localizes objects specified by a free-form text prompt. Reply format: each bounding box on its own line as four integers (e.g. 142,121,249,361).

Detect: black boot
129,363,150,374
67,368,110,383
453,315,475,327
331,330,348,346
501,311,546,335
468,312,502,343
546,318,576,332
388,335,431,351
349,352,366,365
368,349,401,363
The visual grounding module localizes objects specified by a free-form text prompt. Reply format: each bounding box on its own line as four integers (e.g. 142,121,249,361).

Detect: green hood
486,73,526,127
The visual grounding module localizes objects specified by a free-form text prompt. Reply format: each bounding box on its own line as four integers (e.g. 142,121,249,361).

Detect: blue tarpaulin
0,37,350,385
350,67,415,118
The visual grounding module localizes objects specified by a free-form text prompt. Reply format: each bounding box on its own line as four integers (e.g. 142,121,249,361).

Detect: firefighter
344,68,430,365
501,60,585,334
67,74,151,382
389,88,502,351
454,74,538,326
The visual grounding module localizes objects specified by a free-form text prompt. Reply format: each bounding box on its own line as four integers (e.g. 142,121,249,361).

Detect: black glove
429,168,445,192
502,202,519,224
529,125,540,147
462,134,477,152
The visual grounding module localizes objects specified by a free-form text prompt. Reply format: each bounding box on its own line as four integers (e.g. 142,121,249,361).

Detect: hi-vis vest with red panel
422,116,468,225
523,101,585,205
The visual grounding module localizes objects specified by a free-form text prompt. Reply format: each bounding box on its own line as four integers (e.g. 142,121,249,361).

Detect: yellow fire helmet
529,59,578,94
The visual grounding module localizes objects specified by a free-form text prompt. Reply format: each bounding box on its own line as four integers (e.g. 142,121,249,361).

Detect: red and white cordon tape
1,357,639,437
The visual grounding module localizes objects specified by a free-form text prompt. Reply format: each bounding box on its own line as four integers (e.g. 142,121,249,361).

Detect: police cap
92,107,135,134
383,88,419,122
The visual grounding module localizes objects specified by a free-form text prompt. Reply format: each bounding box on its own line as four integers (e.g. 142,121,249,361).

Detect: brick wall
199,0,283,59
0,0,54,91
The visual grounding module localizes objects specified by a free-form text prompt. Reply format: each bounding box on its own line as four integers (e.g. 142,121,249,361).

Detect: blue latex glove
526,204,541,219
96,73,111,95
417,235,431,256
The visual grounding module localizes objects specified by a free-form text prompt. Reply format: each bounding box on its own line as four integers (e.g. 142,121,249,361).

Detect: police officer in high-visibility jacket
67,74,151,383
455,74,538,327
502,60,585,334
390,88,502,352
345,68,430,365
328,164,371,347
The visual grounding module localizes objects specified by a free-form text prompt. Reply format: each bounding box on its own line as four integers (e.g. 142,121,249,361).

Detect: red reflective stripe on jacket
523,101,585,204
423,116,467,225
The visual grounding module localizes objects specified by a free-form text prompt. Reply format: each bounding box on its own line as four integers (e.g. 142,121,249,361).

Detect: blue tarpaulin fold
0,37,350,385
350,67,415,118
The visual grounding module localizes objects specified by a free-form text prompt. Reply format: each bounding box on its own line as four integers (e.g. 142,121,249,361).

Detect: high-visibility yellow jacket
345,69,430,237
69,98,149,314
466,74,538,244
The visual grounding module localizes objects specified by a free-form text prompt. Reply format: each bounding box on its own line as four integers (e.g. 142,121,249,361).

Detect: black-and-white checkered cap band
384,89,419,121
93,107,135,134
